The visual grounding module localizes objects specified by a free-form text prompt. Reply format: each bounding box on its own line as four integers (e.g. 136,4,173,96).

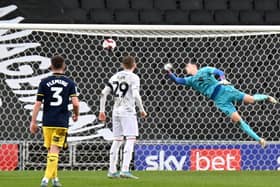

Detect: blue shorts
213,85,246,117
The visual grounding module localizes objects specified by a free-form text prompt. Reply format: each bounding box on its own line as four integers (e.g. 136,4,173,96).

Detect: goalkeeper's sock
109,139,123,173
121,137,136,172
253,94,268,102
44,153,59,179
239,120,261,141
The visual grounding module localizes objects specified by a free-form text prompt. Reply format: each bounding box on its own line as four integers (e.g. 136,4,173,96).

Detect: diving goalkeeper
164,62,278,148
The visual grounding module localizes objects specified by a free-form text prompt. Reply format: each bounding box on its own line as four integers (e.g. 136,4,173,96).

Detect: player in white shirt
99,56,147,179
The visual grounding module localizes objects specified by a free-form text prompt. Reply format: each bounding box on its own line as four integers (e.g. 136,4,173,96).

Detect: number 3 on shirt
112,81,129,97
50,87,63,106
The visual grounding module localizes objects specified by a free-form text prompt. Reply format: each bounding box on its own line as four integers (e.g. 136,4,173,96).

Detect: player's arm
71,96,79,122
164,63,186,85
70,83,80,122
213,68,225,80
209,67,231,85
132,78,147,118
98,85,111,122
30,81,45,134
134,91,147,118
30,101,41,134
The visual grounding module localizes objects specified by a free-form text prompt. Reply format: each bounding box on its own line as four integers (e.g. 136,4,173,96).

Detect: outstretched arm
167,72,187,85
164,63,186,85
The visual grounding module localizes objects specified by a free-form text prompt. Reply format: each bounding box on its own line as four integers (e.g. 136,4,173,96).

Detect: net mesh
0,27,279,170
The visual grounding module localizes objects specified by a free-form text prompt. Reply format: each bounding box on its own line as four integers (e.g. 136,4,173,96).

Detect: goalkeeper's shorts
42,127,68,149
214,85,245,117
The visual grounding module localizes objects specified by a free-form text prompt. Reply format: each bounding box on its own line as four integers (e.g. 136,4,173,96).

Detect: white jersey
108,70,140,117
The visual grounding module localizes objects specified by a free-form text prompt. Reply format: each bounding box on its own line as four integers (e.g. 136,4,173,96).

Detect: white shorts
112,115,139,137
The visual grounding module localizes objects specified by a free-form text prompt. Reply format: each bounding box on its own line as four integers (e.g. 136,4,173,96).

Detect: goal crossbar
2,24,280,38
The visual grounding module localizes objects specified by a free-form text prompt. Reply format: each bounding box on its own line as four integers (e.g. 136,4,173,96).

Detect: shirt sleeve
99,86,111,112
184,77,192,87
204,67,216,73
131,76,140,91
106,77,114,93
213,68,225,80
36,81,44,102
168,72,187,85
132,76,145,112
203,67,225,80
70,82,79,97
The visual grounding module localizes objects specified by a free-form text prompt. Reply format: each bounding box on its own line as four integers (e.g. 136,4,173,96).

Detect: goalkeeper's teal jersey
184,67,219,98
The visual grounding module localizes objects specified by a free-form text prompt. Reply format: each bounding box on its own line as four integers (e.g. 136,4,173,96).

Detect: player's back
186,67,219,98
108,70,139,117
38,74,77,128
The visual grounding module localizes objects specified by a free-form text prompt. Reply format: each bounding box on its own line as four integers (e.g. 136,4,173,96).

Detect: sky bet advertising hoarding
134,144,280,171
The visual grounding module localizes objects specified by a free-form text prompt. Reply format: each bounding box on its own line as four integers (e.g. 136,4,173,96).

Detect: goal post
0,24,279,171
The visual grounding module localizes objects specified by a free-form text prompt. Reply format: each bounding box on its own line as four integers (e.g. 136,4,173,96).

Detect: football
102,38,116,50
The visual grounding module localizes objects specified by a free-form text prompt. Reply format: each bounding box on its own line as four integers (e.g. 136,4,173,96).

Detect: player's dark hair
122,56,135,69
186,59,199,68
51,55,65,70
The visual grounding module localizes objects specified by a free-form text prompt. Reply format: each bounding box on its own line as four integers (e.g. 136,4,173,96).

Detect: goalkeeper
164,62,278,148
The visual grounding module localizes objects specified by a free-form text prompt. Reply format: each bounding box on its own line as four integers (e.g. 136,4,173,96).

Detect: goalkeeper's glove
218,79,231,85
164,63,173,72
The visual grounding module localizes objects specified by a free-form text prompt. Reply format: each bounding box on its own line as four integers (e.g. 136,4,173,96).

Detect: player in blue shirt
30,55,79,187
164,62,278,148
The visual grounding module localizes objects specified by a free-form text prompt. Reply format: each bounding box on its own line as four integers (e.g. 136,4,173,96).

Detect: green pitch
0,171,279,187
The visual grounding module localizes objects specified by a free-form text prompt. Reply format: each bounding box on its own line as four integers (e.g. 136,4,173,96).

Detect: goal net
0,23,279,171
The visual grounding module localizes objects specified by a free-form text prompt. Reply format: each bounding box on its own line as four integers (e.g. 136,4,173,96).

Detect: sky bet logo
136,144,280,171
190,149,241,171
144,149,240,171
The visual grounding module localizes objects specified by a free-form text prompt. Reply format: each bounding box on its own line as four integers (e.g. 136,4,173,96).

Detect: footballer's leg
108,116,123,178
231,112,266,148
51,128,67,187
120,136,138,179
41,127,53,187
120,116,139,179
243,94,278,104
222,87,267,147
214,93,266,148
41,128,66,187
108,136,124,178
41,145,60,187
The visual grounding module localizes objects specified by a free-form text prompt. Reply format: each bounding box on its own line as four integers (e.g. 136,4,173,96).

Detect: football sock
121,137,136,172
109,139,123,173
253,94,268,102
239,119,261,141
41,177,49,183
52,164,58,179
52,177,59,184
44,153,59,179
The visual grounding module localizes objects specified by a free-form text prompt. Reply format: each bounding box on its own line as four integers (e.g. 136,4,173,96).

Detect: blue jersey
37,73,78,128
184,67,219,98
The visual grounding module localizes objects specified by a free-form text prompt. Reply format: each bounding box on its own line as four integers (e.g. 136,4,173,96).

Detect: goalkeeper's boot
107,172,120,179
52,179,62,187
259,138,267,148
267,96,278,104
120,171,139,179
40,180,48,187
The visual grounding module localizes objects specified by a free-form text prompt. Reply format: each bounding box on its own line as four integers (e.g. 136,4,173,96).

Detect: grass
0,171,280,187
